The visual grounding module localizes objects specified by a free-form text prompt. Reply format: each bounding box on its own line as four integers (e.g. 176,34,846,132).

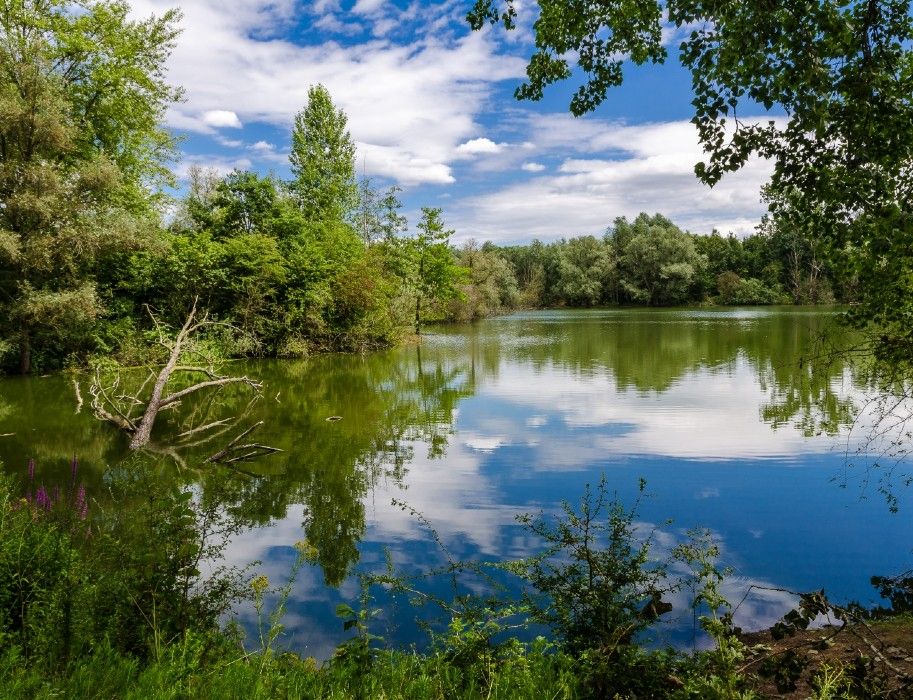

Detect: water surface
2,307,910,657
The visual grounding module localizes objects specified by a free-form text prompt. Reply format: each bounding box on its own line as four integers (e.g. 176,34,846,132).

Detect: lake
1,307,911,658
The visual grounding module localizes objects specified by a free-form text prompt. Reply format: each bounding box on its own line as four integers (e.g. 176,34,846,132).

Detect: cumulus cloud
449,116,779,242
521,161,545,172
202,109,243,129
129,0,525,186
456,137,504,156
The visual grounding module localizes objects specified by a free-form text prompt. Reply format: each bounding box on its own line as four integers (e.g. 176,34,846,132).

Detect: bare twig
73,377,83,414
177,419,231,439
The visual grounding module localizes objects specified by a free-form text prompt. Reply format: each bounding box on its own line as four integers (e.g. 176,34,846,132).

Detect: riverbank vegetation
4,0,913,696
3,463,913,699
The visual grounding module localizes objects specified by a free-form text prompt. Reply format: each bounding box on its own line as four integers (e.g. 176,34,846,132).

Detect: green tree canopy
289,84,358,224
0,0,181,373
554,235,613,307
410,207,465,333
613,214,705,306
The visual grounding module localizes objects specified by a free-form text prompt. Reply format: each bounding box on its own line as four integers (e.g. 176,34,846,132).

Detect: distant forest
467,210,840,313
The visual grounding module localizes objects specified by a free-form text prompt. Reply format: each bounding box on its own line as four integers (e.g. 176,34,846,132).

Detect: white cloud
450,116,779,242
129,0,525,186
250,140,276,153
352,0,386,15
214,135,243,148
359,142,455,185
521,161,545,172
311,0,340,13
201,109,243,129
313,12,363,35
456,137,504,156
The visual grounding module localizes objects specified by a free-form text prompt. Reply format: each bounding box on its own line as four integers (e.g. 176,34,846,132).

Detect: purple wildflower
70,455,78,485
25,459,35,503
35,485,50,511
76,485,88,520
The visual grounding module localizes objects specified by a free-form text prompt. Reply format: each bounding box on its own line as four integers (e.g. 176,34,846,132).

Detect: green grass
0,642,584,700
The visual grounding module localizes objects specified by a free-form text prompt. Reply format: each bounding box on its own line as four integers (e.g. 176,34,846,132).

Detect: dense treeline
495,212,842,310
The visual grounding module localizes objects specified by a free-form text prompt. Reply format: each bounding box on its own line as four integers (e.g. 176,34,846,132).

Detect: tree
410,208,464,333
355,176,382,244
203,171,285,239
289,84,358,223
379,185,408,240
554,235,613,307
0,0,181,373
469,0,913,358
90,300,264,451
615,214,705,306
449,240,519,321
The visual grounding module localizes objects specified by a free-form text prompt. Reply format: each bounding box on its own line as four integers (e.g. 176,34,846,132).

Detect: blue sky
131,0,776,243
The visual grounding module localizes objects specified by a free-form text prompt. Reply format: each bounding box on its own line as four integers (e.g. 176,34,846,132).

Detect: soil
740,615,913,698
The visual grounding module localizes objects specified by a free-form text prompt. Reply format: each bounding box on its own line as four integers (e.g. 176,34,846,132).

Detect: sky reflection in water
221,308,912,656
2,308,911,657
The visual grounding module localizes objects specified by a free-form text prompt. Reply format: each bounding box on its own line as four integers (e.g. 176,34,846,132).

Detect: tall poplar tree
0,0,181,373
288,84,358,223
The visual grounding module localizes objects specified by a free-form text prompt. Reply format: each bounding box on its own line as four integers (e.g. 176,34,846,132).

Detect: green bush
0,461,249,670
516,477,675,655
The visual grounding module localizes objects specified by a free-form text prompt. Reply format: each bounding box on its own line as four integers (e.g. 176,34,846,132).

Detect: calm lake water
2,307,912,657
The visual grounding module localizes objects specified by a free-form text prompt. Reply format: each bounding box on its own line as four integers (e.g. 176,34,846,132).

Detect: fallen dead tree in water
89,299,269,453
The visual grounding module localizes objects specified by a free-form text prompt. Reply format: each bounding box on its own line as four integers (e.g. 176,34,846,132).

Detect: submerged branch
206,421,282,464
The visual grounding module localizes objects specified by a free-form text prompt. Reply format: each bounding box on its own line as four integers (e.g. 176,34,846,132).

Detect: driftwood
90,299,265,451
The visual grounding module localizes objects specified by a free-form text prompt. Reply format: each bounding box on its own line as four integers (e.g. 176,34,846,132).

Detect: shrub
515,477,675,657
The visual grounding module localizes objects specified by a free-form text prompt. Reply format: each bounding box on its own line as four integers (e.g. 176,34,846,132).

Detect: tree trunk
128,306,197,450
414,254,424,334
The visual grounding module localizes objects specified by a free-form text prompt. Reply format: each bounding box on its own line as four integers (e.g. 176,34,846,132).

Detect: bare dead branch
206,421,282,464
177,419,231,439
73,378,83,414
90,368,137,433
159,376,262,410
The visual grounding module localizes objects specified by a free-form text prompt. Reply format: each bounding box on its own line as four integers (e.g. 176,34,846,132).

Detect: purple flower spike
77,486,88,520
71,456,78,485
35,485,49,511
27,459,35,482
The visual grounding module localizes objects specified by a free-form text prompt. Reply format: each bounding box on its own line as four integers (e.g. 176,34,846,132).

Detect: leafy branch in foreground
516,476,675,655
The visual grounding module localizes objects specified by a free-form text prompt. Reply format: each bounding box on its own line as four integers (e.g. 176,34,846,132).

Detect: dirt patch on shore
740,616,913,698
